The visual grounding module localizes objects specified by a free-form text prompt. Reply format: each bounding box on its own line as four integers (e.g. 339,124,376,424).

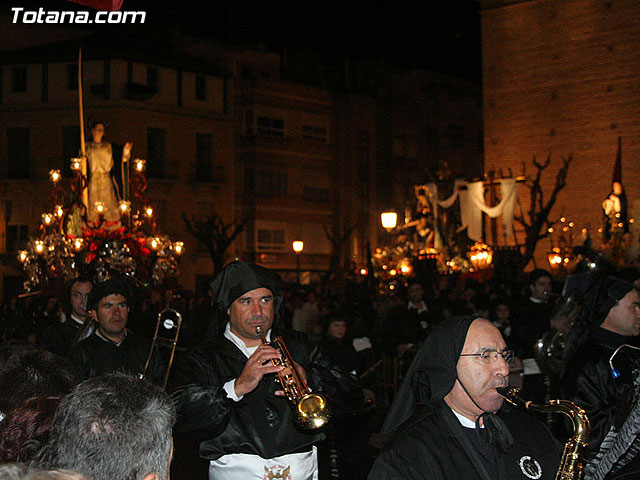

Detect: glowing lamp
95,202,105,214
41,213,54,226
400,264,411,274
150,237,160,250
34,240,44,254
18,250,28,263
468,240,493,270
292,241,304,253
118,200,130,213
134,158,146,172
145,206,154,218
70,158,82,171
359,268,368,275
49,169,61,183
73,238,84,251
381,212,398,230
55,205,64,218
173,241,184,255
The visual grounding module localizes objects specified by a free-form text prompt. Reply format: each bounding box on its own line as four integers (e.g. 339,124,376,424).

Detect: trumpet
256,326,331,429
140,308,183,390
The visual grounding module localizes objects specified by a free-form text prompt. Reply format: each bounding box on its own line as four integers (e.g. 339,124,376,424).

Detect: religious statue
84,120,132,224
602,137,628,242
602,180,628,241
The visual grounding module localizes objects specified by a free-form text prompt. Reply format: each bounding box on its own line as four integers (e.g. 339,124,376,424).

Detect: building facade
481,0,640,268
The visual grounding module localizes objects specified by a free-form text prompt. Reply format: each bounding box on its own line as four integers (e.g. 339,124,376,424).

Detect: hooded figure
370,316,562,480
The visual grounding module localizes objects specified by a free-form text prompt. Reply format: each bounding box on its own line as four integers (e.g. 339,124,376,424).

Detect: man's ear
89,310,98,322
142,474,157,480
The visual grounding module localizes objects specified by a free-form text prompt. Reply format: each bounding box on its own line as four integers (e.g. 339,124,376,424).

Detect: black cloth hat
381,315,475,433
87,276,134,312
210,261,282,309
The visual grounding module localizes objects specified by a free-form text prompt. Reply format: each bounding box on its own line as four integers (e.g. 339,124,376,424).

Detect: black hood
381,315,475,433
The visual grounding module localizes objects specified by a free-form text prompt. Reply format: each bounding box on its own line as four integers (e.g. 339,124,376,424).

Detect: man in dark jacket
69,276,164,385
371,316,562,480
170,261,362,480
561,276,640,477
39,276,93,356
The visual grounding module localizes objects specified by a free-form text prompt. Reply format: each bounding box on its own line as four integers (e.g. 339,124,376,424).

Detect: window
245,169,287,196
303,186,329,202
256,228,286,251
62,126,80,177
447,124,464,149
67,64,78,90
6,127,30,179
256,171,287,196
11,67,27,92
146,128,166,178
195,133,213,181
6,224,29,253
256,116,284,137
147,67,159,92
195,75,207,101
244,109,254,135
302,125,327,142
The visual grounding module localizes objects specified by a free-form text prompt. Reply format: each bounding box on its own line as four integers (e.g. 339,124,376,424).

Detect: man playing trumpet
171,261,362,480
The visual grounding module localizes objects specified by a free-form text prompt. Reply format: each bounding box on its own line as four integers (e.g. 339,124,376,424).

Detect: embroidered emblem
518,456,542,479
264,464,291,480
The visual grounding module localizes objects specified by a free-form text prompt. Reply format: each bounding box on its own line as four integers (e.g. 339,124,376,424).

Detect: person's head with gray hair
0,464,88,480
32,373,175,480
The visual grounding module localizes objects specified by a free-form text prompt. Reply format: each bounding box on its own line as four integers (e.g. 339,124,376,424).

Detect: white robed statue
85,121,132,224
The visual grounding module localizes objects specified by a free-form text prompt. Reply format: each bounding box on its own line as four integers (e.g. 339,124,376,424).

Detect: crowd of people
0,258,639,479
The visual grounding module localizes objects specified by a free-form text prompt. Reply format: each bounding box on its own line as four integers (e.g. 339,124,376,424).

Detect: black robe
369,404,563,480
70,330,164,386
169,328,363,461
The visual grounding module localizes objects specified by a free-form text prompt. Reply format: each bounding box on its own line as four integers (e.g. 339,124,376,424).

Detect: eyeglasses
460,349,515,364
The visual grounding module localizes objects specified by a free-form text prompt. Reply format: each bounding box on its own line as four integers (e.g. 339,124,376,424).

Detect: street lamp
380,211,398,230
292,240,304,284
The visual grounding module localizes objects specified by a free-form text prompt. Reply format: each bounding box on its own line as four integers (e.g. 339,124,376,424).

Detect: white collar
224,323,271,358
529,296,547,304
449,406,482,429
408,300,427,313
70,314,85,326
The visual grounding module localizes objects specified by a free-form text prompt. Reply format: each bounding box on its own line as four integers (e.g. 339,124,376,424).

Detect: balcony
237,135,332,158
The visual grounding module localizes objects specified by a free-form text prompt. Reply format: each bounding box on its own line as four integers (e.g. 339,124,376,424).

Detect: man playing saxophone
170,261,362,480
370,316,563,479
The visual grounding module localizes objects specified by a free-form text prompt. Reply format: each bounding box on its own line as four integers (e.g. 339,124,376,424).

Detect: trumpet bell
296,393,331,429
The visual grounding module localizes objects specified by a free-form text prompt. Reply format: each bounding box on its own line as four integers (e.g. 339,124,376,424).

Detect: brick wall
482,0,640,269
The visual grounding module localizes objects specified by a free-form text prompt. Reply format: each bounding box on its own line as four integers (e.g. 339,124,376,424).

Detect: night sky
2,0,482,82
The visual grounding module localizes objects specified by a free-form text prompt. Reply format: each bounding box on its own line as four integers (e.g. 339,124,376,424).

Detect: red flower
86,252,96,263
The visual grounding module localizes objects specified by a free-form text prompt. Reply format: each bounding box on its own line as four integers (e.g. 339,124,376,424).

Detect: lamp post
380,211,398,231
292,240,304,285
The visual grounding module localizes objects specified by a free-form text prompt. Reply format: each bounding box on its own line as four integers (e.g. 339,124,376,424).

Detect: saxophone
497,386,590,480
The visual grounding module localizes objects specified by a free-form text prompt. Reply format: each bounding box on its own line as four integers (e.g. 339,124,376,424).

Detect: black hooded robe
371,315,562,480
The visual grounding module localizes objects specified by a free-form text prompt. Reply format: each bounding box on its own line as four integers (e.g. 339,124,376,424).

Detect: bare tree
514,154,573,269
322,223,356,283
182,212,245,276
